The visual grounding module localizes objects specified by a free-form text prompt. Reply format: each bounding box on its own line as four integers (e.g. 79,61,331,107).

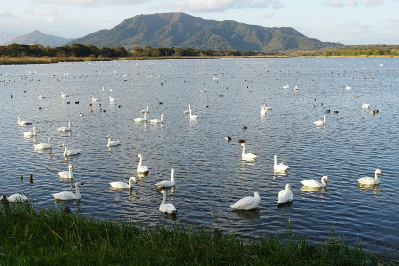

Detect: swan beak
80,182,85,185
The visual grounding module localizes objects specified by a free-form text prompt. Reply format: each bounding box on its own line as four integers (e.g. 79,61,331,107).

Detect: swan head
322,176,328,182
137,154,143,158
375,169,382,174
69,164,73,169
241,143,245,147
254,192,260,198
130,177,138,183
75,182,84,187
106,135,110,139
285,184,292,190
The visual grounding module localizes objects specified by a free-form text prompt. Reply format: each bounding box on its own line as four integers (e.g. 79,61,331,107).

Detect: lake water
1,57,398,254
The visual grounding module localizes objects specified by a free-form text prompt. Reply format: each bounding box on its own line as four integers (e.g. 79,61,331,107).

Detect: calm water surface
1,58,398,254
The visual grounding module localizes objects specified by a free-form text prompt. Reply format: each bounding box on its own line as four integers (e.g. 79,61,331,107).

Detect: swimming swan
230,192,260,210
301,176,328,188
106,135,121,147
189,108,198,120
155,168,175,188
150,114,164,124
57,121,72,132
277,184,293,204
159,190,177,214
137,154,149,174
283,84,290,89
241,143,257,160
261,102,272,115
109,96,115,102
52,182,84,200
61,144,81,156
23,126,37,137
140,106,150,114
110,177,137,189
274,154,288,172
358,169,383,185
91,95,100,102
16,116,32,126
183,104,191,115
7,193,28,202
34,137,52,150
314,116,327,126
362,103,370,109
134,112,147,122
58,164,73,179
61,92,69,98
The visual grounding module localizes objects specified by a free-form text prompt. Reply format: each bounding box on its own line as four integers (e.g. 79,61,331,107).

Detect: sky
1,0,399,45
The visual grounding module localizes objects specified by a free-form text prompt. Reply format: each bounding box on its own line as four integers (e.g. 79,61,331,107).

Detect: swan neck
69,167,73,178
171,169,174,182
107,138,111,146
274,155,277,165
138,156,143,167
162,191,166,204
242,144,245,154
75,183,81,198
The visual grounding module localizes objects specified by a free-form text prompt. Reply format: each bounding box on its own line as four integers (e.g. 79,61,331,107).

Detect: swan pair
58,164,74,179
261,102,272,115
301,176,328,188
155,168,175,188
23,126,37,137
137,154,149,175
61,144,82,157
52,182,84,200
34,137,52,150
106,135,121,147
159,190,177,214
314,116,327,126
57,122,72,132
241,143,257,160
230,192,260,210
150,114,164,124
110,177,137,189
17,116,32,126
274,154,288,172
358,169,382,185
277,184,293,204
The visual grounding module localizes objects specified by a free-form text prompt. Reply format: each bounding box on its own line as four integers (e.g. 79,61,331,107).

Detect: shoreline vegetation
0,200,395,265
1,43,399,65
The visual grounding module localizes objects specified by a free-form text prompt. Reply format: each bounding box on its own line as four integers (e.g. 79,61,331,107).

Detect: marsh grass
0,201,393,265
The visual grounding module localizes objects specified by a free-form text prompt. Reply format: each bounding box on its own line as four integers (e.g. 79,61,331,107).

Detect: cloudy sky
1,0,398,45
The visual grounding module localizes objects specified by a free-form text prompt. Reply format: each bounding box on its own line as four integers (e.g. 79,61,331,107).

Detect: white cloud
348,0,358,6
32,7,64,17
30,0,53,4
361,0,383,6
324,0,344,7
0,10,14,18
45,17,56,23
163,0,284,13
261,13,274,19
56,0,100,7
387,16,399,22
112,0,149,5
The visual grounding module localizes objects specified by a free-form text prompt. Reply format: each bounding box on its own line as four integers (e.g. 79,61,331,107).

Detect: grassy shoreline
0,201,394,265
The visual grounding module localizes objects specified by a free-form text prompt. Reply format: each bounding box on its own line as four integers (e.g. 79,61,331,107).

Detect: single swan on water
241,143,257,160
189,108,198,120
137,154,149,175
16,116,32,126
362,103,370,109
34,136,52,150
283,84,290,89
61,92,69,98
150,114,164,124
261,102,272,115
155,168,175,188
274,154,288,172
61,144,82,156
301,176,328,188
314,116,327,126
109,96,115,102
358,169,382,185
183,104,191,115
159,190,177,214
7,193,28,202
106,135,121,147
58,164,73,179
91,95,100,102
110,177,137,189
140,106,150,114
134,112,147,122
52,182,84,200
230,192,260,210
57,121,72,132
346,85,351,90
23,126,37,137
277,184,293,204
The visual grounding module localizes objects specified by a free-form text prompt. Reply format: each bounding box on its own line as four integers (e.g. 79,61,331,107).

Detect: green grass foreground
0,201,394,266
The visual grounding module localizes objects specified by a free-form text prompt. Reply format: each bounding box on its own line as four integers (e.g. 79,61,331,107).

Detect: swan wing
52,191,77,200
358,176,379,185
300,179,322,187
109,181,129,189
7,194,28,202
277,190,293,204
160,203,177,213
155,181,174,187
230,196,257,210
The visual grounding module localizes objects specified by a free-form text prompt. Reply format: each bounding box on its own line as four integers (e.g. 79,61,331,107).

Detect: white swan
110,177,137,189
189,108,198,120
91,95,100,102
23,126,37,137
106,135,121,147
314,115,327,126
34,137,52,150
241,143,257,160
150,114,164,124
58,164,73,179
159,190,177,214
346,85,351,90
230,192,260,210
294,85,298,90
61,144,82,156
362,103,370,109
134,112,147,122
277,184,293,204
283,84,290,89
52,182,84,200
183,104,191,115
261,102,272,115
274,154,288,172
301,176,328,188
61,92,69,98
155,168,175,188
109,96,115,102
7,193,28,202
57,121,72,132
38,94,46,99
140,106,150,114
358,169,382,185
16,116,32,126
137,154,149,175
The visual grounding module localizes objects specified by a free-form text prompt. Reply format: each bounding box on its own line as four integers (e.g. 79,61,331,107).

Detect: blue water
1,58,398,254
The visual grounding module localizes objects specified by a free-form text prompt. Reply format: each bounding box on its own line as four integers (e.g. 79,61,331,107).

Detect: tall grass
0,200,393,265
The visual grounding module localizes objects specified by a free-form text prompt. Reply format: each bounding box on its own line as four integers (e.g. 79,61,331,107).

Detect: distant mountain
70,12,342,53
11,30,73,47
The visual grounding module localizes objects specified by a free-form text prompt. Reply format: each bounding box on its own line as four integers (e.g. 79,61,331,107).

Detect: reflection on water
1,58,399,254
